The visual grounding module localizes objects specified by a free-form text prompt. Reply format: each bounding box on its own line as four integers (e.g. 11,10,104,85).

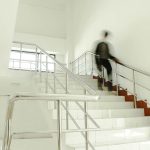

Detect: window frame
9,49,55,72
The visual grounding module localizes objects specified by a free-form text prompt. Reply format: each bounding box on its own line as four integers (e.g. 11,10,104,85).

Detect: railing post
116,63,119,95
102,66,105,87
54,63,56,94
133,70,137,108
7,119,12,150
35,47,38,71
78,59,79,75
45,56,48,93
91,54,94,75
57,100,62,150
66,73,69,130
85,53,87,75
40,51,42,82
84,101,88,150
19,43,22,70
71,62,74,73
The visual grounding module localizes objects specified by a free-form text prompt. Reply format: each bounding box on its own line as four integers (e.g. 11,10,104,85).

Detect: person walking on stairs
95,30,120,91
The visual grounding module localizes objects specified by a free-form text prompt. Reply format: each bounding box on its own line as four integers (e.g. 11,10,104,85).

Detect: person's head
103,30,109,38
102,30,110,39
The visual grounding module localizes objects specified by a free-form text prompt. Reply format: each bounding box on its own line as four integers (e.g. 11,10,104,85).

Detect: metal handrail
45,75,101,128
13,41,97,95
2,94,99,150
70,50,150,106
71,51,150,78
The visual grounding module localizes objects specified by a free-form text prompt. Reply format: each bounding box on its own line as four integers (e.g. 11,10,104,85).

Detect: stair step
61,102,134,109
61,116,150,130
68,137,150,150
65,126,150,146
53,108,144,119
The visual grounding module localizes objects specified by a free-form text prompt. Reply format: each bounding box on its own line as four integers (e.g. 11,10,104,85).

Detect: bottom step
68,137,150,150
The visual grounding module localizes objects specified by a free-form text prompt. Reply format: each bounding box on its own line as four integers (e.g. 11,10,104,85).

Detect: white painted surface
66,0,150,104
14,32,66,63
0,0,19,74
15,1,66,38
67,0,150,72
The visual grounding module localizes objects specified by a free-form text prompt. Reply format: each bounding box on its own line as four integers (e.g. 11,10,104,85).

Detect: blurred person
95,31,120,91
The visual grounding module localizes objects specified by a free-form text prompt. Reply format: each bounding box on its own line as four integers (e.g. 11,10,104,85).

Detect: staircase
1,41,150,150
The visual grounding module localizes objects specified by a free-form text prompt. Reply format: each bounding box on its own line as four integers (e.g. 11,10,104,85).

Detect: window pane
31,63,36,70
41,54,46,62
21,52,36,61
21,61,30,70
41,63,46,71
48,56,54,63
48,63,54,72
14,61,20,69
10,51,20,59
9,60,13,68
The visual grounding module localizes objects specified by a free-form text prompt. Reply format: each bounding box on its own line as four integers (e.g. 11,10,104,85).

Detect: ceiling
19,0,67,10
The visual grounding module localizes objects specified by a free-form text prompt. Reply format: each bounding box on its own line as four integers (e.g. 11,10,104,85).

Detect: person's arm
109,54,121,64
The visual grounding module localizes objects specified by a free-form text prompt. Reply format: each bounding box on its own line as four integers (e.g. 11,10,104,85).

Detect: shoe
107,81,112,91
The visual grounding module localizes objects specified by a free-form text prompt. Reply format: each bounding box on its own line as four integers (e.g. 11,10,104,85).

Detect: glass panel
9,60,13,68
21,52,36,61
48,63,54,72
41,54,46,62
10,51,20,59
48,55,54,62
14,61,20,69
9,48,55,72
41,63,46,71
21,61,30,70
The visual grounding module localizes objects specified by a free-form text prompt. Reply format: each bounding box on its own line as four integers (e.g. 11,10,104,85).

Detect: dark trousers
95,58,112,90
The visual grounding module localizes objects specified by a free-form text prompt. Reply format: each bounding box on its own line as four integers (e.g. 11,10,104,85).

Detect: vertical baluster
40,51,42,82
133,70,137,108
84,101,88,150
35,47,38,71
65,62,69,129
45,56,48,93
19,43,22,70
57,100,62,150
91,54,94,75
85,53,87,75
116,63,119,95
78,59,79,75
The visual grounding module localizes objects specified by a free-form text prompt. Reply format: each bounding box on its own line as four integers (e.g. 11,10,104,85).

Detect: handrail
3,94,99,150
71,51,150,78
70,50,150,107
13,41,97,95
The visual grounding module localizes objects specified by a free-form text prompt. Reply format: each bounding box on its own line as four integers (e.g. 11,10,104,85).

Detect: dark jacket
95,42,115,60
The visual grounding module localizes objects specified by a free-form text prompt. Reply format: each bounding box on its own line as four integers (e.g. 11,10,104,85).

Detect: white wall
67,0,150,73
14,32,66,63
15,2,66,38
67,0,150,102
0,0,67,96
0,0,19,74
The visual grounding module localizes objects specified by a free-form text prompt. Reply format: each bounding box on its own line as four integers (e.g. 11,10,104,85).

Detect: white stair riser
65,127,150,145
74,140,150,150
64,102,134,109
61,117,150,130
53,109,144,120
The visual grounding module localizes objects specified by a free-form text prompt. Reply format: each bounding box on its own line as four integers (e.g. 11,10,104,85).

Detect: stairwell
1,42,150,150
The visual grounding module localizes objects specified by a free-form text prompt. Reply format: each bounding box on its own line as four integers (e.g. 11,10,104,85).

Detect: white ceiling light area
15,0,67,38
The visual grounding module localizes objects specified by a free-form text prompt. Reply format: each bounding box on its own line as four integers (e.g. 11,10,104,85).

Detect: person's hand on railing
113,57,122,65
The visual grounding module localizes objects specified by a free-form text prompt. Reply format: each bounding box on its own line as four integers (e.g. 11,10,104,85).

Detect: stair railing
10,42,103,150
2,94,99,150
12,41,97,95
70,51,150,108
